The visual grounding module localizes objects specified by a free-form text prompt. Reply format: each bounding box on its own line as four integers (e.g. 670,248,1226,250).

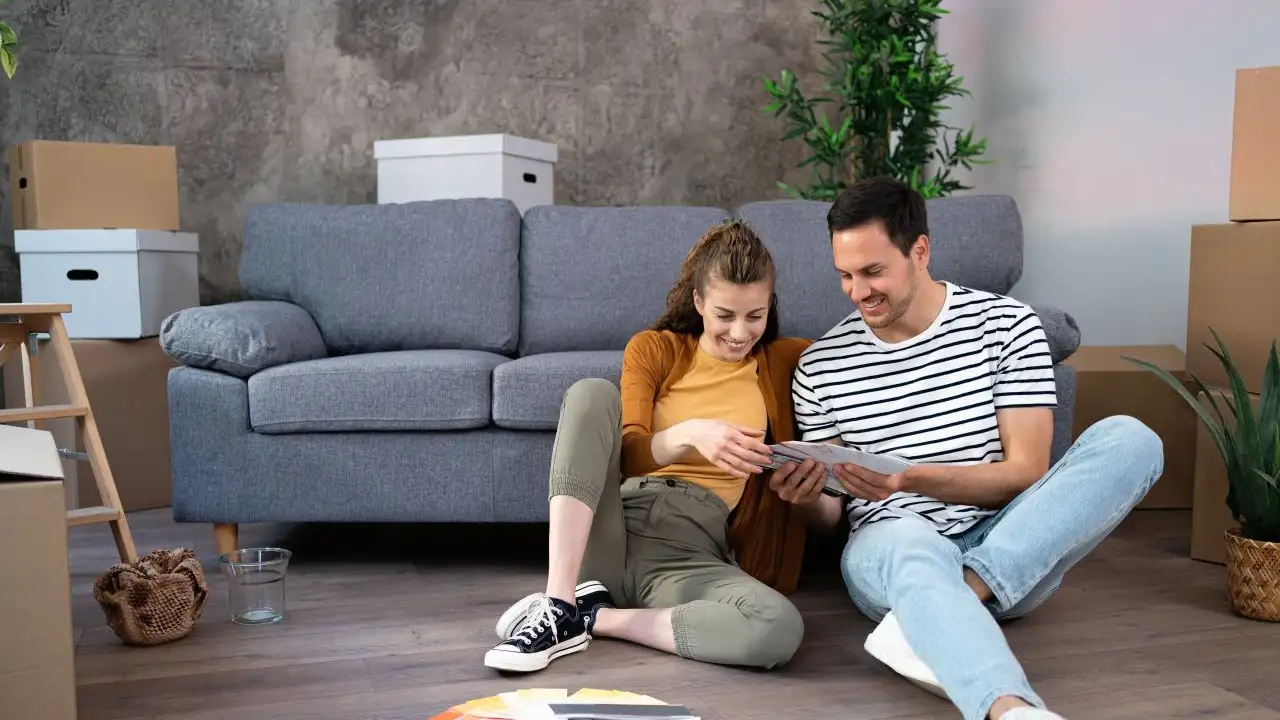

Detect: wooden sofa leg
214,523,239,555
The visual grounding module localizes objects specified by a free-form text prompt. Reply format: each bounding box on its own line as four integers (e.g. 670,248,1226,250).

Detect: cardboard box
1230,66,1280,222
15,229,200,339
0,425,79,720
1186,222,1280,395
1065,345,1197,508
7,139,179,231
0,344,80,511
2,337,177,511
1190,389,1252,564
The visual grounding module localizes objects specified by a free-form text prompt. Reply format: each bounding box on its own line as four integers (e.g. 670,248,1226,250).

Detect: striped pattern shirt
792,282,1057,536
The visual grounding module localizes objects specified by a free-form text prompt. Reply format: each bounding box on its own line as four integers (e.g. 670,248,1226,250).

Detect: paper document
763,441,914,496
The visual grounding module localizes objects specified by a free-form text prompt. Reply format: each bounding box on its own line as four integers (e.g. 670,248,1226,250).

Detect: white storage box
373,133,557,214
15,229,200,339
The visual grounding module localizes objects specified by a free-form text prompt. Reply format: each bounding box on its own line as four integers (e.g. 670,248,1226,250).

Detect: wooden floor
67,509,1280,720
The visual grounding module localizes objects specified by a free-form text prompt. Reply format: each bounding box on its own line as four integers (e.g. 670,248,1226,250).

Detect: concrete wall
5,0,1272,354
937,0,1280,349
0,0,823,303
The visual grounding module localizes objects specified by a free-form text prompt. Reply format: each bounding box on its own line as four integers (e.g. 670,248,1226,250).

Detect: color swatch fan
428,688,700,719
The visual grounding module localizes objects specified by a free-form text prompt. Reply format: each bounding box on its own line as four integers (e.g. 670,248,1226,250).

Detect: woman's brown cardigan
618,329,814,595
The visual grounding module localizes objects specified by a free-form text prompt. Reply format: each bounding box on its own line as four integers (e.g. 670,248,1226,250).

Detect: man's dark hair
826,176,929,256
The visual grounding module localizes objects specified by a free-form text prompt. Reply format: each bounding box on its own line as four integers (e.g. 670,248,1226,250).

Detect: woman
483,220,826,674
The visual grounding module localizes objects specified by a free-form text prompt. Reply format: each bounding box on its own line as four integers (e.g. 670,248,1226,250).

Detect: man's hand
768,458,827,506
832,464,907,502
769,458,846,531
876,407,1053,509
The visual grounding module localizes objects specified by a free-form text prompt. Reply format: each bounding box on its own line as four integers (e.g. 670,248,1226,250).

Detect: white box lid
0,425,64,482
374,133,558,163
15,229,199,254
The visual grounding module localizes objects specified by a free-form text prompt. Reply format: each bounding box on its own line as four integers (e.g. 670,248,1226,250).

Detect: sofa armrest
1030,304,1081,363
160,300,327,377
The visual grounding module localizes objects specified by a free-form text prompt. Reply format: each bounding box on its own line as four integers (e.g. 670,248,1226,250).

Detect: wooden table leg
215,523,239,556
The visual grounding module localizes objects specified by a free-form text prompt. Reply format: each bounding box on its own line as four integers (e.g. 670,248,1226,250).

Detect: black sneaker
494,581,613,640
576,582,615,634
484,595,589,672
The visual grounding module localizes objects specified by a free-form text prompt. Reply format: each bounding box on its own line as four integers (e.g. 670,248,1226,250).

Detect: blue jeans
839,415,1164,720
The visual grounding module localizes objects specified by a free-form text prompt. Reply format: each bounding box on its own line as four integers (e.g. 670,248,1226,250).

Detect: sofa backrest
922,194,1025,294
234,193,1026,357
733,199,850,342
517,204,732,355
239,198,522,355
736,194,1026,340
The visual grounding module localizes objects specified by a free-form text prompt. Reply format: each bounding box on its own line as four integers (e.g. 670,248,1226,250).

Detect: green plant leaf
1123,357,1229,459
1206,328,1259,449
1257,341,1280,445
0,47,15,79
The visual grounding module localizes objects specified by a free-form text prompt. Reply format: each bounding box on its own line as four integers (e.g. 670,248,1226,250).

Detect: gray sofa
160,195,1080,547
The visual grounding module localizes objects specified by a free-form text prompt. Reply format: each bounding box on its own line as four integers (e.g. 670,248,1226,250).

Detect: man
768,177,1164,720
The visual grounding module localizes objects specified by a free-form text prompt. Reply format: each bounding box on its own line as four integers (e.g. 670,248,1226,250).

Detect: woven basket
93,547,209,646
1224,528,1280,623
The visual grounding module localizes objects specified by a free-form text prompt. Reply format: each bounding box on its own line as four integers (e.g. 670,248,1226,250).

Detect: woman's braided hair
651,219,780,345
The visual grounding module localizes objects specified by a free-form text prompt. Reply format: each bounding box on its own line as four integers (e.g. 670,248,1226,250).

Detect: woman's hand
678,419,774,479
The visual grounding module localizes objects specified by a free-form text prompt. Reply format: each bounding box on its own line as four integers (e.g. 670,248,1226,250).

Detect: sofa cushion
248,350,507,433
160,300,328,378
238,198,521,356
925,194,1024,295
492,351,623,429
518,205,732,355
736,195,1026,340
732,199,850,342
1031,304,1081,363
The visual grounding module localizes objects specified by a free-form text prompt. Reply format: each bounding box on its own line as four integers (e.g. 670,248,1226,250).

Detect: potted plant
761,0,987,201
1,15,16,78
1126,329,1280,622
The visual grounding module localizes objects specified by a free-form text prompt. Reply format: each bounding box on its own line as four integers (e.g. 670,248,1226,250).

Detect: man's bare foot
964,566,996,604
989,695,1032,717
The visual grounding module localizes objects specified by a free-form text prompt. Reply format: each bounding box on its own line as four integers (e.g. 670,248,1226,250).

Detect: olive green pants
547,378,804,669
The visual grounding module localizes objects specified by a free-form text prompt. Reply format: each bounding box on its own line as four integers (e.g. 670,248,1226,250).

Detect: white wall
937,0,1280,350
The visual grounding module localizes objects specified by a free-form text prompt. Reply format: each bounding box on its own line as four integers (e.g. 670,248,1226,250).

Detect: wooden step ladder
0,303,137,563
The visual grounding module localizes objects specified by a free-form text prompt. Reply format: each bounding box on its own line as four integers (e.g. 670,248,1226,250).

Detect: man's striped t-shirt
791,282,1057,536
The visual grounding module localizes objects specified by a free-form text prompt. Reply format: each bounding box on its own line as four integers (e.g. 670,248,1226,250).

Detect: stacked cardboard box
1,336,177,512
0,425,78,720
1187,65,1280,562
3,140,191,511
8,140,199,340
1065,346,1197,509
8,140,181,231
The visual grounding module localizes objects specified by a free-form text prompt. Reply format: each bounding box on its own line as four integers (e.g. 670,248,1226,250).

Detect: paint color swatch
428,688,698,720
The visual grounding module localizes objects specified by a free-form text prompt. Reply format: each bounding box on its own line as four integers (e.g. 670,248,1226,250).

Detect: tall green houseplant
763,0,987,201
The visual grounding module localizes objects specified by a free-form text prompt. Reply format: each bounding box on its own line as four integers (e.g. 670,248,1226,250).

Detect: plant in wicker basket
93,547,209,645
1126,329,1280,622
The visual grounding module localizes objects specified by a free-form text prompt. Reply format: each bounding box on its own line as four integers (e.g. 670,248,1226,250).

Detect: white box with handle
15,229,200,339
374,133,558,215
